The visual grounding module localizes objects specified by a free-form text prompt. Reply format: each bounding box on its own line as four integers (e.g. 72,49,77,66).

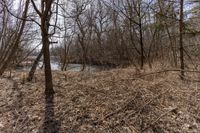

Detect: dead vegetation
1,66,200,132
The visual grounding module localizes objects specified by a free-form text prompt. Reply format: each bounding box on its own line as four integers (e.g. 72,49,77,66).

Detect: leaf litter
1,67,200,132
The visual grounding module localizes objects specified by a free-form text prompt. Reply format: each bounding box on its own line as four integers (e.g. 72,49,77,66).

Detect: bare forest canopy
1,0,200,71
1,0,200,132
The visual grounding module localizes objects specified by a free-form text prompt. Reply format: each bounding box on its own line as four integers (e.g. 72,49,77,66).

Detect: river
17,61,108,72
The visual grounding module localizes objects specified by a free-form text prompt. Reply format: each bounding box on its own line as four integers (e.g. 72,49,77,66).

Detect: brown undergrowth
1,66,200,132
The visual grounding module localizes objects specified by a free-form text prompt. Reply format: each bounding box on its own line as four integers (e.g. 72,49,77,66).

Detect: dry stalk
122,69,200,81
108,94,138,119
95,92,138,124
141,107,177,132
126,88,170,119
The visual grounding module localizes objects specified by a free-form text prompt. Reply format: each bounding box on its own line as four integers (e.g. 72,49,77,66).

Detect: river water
17,61,107,72
50,62,103,71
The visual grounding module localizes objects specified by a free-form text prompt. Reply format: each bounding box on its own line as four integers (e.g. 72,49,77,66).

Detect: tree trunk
27,48,43,81
165,23,178,67
0,0,30,75
179,0,184,79
139,21,144,69
41,27,54,95
61,43,67,71
81,45,87,71
39,0,55,95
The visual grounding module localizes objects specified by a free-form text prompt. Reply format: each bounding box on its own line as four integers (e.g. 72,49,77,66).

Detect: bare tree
0,0,30,75
31,0,57,94
27,46,43,81
70,0,91,71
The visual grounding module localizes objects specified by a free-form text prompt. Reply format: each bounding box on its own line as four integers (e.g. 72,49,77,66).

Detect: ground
1,66,200,133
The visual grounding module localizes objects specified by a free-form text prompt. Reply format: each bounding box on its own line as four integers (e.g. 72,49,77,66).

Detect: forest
1,0,200,132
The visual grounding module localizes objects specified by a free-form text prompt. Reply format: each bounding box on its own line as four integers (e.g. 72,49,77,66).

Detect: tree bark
27,48,43,81
179,0,184,79
0,0,30,75
41,18,54,94
30,0,55,94
139,20,144,69
43,35,54,94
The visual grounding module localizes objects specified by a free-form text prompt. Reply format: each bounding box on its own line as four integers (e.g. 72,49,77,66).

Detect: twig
189,113,200,122
126,89,170,119
94,93,138,124
142,107,178,132
104,92,138,120
122,69,200,81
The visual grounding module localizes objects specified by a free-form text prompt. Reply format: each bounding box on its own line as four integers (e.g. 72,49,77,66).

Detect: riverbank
1,67,200,132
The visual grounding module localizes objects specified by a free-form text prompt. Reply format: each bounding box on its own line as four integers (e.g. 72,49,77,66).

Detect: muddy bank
0,68,200,132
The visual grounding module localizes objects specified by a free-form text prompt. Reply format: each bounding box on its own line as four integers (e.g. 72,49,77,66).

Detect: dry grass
1,65,200,132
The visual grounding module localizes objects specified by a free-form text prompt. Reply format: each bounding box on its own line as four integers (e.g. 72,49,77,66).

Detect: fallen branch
142,107,178,132
96,88,170,126
104,92,138,120
189,113,200,122
94,93,138,124
126,88,170,119
122,69,200,81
